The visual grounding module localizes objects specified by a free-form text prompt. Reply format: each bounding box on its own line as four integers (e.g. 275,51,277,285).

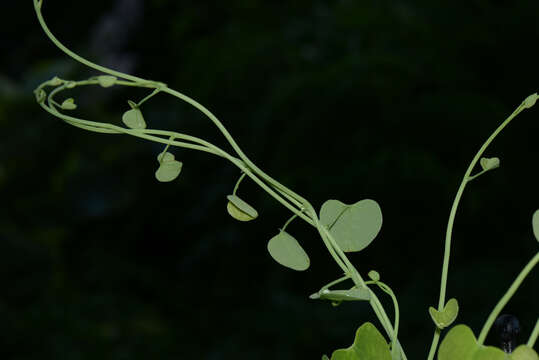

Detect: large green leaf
329,322,391,360
320,199,382,252
437,324,538,360
267,231,309,271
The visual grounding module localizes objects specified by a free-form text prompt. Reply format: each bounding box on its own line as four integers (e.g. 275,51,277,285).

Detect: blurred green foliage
1,0,537,359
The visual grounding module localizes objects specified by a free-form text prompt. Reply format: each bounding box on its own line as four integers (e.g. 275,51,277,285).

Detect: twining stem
33,0,147,84
477,251,539,345
426,101,531,360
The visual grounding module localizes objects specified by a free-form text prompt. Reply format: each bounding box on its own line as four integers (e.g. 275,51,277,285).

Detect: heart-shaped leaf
320,199,382,252
226,195,258,221
310,287,370,302
532,209,539,242
122,108,146,129
522,93,538,109
429,298,459,329
479,157,500,171
329,322,391,360
97,75,117,88
438,324,506,360
61,98,77,110
267,231,310,271
155,160,182,182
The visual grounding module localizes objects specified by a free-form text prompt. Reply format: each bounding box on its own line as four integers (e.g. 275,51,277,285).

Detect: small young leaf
127,100,138,109
48,76,62,86
122,107,146,129
429,298,459,329
65,81,76,89
97,75,117,88
226,195,258,221
532,209,539,242
522,93,538,109
60,98,77,110
310,287,371,301
267,231,310,271
157,151,175,163
155,160,182,182
320,199,382,252
479,157,500,171
368,270,380,282
322,355,330,360
34,89,46,103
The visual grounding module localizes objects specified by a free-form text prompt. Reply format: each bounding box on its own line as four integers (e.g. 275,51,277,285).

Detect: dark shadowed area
1,0,537,359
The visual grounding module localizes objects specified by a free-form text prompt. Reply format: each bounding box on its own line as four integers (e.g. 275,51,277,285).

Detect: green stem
426,102,528,360
162,87,308,211
232,172,247,195
477,251,539,345
321,275,350,290
281,213,299,232
528,318,539,348
34,0,149,84
137,87,162,107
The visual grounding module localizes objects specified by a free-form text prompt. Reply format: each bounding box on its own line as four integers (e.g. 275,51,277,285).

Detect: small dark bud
494,314,520,353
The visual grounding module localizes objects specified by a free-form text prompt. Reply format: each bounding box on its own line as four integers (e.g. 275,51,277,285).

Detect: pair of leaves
320,199,383,252
438,324,538,360
226,194,310,271
429,298,459,329
155,151,182,182
322,322,391,360
122,100,146,129
266,198,382,271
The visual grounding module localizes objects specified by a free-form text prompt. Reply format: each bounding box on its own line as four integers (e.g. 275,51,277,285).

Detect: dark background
1,0,537,359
